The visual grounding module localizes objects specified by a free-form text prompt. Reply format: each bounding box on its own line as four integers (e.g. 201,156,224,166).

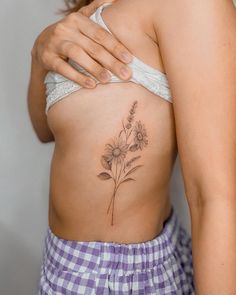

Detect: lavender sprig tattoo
97,101,148,226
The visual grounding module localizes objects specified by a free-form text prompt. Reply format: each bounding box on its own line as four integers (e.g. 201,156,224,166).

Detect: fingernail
85,79,96,88
99,71,111,82
120,66,131,79
121,52,132,63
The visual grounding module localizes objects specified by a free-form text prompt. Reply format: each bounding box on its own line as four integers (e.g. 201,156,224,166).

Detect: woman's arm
27,57,54,143
154,0,236,293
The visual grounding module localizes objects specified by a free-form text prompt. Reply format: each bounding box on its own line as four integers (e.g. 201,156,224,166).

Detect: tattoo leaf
97,172,112,180
120,178,135,185
125,156,141,168
101,156,111,170
129,144,138,152
125,165,143,177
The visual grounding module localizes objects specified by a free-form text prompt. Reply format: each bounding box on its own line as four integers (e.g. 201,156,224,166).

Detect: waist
44,206,180,275
49,190,172,243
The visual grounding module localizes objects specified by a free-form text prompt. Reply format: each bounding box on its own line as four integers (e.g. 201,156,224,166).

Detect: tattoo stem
127,129,133,141
117,160,124,183
106,181,123,225
106,185,118,224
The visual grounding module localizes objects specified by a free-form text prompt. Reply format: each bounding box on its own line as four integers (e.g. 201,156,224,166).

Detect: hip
39,206,195,294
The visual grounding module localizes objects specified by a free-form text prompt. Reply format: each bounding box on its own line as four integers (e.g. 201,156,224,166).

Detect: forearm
27,55,54,143
190,198,236,295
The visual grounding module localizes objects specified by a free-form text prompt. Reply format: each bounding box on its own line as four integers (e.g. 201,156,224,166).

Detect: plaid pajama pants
38,208,195,294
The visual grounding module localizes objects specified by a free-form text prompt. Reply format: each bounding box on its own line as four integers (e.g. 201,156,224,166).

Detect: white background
1,1,235,294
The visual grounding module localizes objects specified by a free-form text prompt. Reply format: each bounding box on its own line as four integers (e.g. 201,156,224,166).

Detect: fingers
78,13,132,64
81,36,132,80
60,40,111,83
73,13,133,79
80,0,117,17
51,56,96,88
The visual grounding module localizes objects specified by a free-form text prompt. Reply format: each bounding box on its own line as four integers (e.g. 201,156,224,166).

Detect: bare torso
47,0,177,243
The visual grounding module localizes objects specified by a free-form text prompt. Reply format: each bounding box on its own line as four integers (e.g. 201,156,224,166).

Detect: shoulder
152,0,236,32
152,0,236,65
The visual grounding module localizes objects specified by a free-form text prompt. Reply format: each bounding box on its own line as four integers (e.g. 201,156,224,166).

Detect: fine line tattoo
97,101,149,226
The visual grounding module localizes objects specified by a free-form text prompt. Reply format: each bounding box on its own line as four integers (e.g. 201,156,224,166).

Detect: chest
101,1,165,72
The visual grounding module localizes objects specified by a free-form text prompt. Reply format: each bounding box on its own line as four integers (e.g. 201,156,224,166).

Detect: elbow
36,131,55,143
185,182,236,212
27,107,55,143
30,122,55,143
39,136,54,143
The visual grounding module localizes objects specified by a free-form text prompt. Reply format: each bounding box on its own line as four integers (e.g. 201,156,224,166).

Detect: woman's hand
31,0,133,88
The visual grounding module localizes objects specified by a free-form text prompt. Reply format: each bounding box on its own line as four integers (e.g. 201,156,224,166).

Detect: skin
28,0,236,293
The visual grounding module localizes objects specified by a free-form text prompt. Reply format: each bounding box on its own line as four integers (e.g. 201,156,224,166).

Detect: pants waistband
43,207,180,275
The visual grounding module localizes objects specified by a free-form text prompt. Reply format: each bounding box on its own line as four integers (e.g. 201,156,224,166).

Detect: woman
28,0,236,294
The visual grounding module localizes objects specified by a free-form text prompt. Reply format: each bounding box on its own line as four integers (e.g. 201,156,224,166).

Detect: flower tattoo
104,137,129,165
97,101,149,225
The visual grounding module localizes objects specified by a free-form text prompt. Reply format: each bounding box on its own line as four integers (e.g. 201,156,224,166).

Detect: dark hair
61,0,94,15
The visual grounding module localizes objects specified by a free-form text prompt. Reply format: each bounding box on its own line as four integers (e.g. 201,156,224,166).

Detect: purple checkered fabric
38,208,195,294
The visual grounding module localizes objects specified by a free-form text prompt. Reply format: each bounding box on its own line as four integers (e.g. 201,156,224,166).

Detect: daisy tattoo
97,101,149,226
